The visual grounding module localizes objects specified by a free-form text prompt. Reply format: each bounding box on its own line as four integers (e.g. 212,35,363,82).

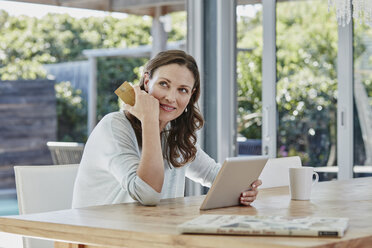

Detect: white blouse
72,111,221,208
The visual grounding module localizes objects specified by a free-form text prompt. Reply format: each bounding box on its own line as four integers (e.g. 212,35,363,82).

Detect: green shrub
55,81,87,142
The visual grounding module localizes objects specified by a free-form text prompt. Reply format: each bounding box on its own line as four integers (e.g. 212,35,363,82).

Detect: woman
72,50,261,208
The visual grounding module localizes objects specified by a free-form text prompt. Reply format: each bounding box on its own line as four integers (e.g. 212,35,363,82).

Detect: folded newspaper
178,215,348,237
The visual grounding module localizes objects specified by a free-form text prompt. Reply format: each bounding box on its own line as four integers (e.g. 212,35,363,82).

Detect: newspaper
178,215,348,237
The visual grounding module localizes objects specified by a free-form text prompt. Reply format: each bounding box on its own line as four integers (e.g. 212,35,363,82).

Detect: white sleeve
185,144,221,187
107,114,162,205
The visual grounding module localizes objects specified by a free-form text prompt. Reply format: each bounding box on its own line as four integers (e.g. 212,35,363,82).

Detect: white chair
259,156,302,189
0,231,23,248
14,164,79,248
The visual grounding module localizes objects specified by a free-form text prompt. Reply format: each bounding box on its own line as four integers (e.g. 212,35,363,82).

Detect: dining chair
0,231,23,248
259,156,302,189
14,164,79,248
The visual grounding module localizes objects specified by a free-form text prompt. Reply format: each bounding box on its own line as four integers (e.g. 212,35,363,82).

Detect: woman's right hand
125,85,159,123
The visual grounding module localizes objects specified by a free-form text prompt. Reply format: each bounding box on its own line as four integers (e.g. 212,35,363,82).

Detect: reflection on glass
353,21,372,178
276,0,337,178
236,3,263,156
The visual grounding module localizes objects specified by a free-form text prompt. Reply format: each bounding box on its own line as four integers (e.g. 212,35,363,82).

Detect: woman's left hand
240,179,262,206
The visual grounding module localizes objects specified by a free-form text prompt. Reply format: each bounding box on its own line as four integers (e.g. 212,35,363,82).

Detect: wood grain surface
1,177,372,248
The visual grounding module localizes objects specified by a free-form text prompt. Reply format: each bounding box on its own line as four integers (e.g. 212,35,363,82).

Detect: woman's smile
160,103,176,112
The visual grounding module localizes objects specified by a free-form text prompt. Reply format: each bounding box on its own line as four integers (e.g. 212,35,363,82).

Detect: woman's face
144,63,195,128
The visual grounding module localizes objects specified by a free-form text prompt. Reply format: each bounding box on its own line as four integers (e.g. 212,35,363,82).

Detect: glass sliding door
353,22,372,178
236,2,263,156
276,0,338,180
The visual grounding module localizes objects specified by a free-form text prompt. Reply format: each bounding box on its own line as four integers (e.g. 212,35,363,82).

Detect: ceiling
6,0,263,16
7,0,185,16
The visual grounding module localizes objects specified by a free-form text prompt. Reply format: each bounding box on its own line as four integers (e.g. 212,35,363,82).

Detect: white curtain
329,0,372,27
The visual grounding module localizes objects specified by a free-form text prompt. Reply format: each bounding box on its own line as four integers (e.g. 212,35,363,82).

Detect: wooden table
1,177,372,248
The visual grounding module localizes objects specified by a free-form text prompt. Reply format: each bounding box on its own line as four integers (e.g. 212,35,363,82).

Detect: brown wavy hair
125,50,204,168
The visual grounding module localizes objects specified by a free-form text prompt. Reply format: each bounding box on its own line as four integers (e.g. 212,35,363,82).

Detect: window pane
236,3,263,156
353,21,372,178
276,0,338,180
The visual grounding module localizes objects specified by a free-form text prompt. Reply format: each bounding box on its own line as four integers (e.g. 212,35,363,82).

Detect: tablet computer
200,156,269,210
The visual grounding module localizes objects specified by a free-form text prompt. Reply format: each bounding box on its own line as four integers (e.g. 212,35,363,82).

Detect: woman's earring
185,107,188,113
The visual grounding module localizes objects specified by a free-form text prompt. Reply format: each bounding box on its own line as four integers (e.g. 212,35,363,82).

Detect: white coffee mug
289,167,319,200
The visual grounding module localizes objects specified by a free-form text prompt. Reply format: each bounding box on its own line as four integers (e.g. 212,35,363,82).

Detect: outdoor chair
259,156,302,189
46,141,84,165
14,164,79,248
237,139,262,155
